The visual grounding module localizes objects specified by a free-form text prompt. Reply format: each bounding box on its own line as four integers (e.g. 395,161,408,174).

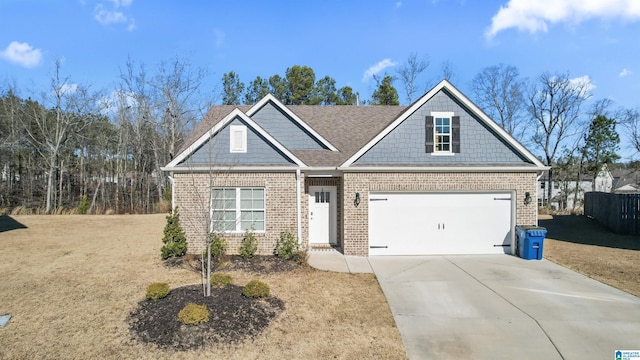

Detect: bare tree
621,107,640,155
528,72,591,206
395,52,429,104
472,64,527,142
440,60,456,83
22,60,97,213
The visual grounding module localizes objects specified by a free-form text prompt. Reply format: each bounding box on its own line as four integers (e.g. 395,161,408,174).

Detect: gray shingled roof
178,103,408,167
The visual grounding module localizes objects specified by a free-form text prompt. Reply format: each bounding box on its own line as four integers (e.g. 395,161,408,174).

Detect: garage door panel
369,192,513,256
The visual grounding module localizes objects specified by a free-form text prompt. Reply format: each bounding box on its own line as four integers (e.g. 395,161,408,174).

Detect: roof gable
165,108,306,169
341,80,546,168
247,94,338,151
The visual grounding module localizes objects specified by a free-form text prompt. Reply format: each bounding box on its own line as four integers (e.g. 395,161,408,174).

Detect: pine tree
161,207,188,259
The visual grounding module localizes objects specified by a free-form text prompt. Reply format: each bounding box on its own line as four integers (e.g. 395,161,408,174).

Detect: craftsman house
162,80,547,257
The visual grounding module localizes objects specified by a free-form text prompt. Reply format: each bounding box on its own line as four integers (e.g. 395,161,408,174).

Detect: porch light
354,192,361,207
524,192,532,205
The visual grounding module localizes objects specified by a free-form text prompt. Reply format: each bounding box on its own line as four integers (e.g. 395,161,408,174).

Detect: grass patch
0,215,406,359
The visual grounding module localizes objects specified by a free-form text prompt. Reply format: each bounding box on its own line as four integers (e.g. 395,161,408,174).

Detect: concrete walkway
307,250,373,273
309,253,640,360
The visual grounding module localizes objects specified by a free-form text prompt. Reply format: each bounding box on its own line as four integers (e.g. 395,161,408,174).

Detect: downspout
168,175,175,213
536,171,544,224
296,168,302,245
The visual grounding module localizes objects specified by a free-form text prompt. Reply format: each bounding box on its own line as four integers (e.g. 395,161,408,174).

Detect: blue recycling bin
516,226,547,260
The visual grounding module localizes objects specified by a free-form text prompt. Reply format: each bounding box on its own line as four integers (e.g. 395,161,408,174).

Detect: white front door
309,186,337,244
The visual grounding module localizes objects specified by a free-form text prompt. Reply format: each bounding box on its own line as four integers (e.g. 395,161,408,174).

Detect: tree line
1,54,639,214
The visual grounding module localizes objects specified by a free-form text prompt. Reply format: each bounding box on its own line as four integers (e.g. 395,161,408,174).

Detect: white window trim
431,111,454,155
211,187,265,233
229,125,247,153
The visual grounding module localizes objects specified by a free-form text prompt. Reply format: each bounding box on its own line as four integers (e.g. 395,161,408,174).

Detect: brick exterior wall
173,171,299,255
341,171,539,256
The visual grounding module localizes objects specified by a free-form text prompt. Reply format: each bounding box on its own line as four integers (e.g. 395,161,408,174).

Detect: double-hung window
425,112,460,154
435,116,451,152
211,187,265,232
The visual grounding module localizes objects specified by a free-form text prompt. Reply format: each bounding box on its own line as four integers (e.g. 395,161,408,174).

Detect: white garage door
368,192,513,256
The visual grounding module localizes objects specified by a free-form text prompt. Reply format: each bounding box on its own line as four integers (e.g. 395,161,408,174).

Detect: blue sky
2,0,640,157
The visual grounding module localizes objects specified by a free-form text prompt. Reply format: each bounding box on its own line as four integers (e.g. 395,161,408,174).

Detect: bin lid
527,230,546,237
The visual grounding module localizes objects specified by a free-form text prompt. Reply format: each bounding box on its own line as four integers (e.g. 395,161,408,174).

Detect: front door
309,186,337,244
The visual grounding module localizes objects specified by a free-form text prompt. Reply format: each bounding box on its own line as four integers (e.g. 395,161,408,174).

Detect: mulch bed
128,284,285,351
131,255,305,351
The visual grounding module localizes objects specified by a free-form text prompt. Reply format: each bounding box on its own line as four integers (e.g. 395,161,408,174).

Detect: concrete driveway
369,255,640,360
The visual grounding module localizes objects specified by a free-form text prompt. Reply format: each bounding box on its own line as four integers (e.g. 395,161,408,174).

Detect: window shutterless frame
211,187,265,232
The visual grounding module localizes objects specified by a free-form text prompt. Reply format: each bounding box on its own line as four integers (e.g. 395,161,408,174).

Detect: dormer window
230,125,247,153
426,112,460,154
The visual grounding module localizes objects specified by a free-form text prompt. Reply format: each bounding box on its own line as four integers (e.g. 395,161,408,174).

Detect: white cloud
100,89,138,114
213,29,225,48
362,58,398,82
0,41,43,68
486,0,640,39
395,2,402,8
94,1,135,31
57,83,78,96
619,68,633,77
569,75,595,98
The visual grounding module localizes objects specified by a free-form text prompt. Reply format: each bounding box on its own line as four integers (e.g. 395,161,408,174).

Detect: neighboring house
612,168,640,194
538,165,614,210
162,80,547,257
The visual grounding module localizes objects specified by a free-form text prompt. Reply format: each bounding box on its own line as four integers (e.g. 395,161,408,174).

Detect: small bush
210,272,232,287
274,230,299,260
209,232,227,258
177,303,210,325
296,249,309,266
242,280,270,298
239,226,258,259
77,195,89,215
161,207,188,260
145,282,170,301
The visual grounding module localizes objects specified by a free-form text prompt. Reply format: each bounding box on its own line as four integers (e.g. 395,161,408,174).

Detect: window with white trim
229,125,247,153
211,187,265,232
425,112,460,154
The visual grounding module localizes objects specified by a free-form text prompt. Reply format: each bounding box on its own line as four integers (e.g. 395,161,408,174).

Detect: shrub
145,282,170,301
177,303,210,325
242,280,270,298
239,226,258,259
209,232,227,258
210,272,232,287
161,207,188,260
77,195,89,215
274,230,299,260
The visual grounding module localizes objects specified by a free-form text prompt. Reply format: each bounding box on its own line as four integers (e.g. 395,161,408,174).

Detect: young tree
371,75,400,105
528,72,591,206
395,52,429,104
244,76,269,105
472,64,527,141
582,114,620,190
221,71,244,105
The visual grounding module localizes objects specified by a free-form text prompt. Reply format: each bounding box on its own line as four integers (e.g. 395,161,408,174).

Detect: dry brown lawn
0,215,406,359
540,214,640,297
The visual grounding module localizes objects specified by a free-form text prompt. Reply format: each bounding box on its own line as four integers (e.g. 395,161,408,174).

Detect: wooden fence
584,192,640,234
